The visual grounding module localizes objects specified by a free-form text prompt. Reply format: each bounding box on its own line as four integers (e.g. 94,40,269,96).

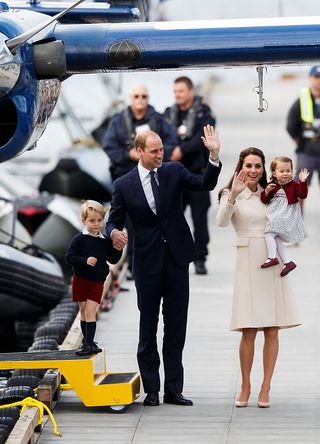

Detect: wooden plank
6,407,40,444
37,369,61,410
59,315,82,351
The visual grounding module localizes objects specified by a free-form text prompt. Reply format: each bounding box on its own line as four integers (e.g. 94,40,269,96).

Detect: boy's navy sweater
65,233,122,282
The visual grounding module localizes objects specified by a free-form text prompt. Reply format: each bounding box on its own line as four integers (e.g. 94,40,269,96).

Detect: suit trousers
134,244,189,394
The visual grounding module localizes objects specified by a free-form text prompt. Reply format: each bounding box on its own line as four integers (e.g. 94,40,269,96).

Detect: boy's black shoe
75,343,94,356
92,342,102,353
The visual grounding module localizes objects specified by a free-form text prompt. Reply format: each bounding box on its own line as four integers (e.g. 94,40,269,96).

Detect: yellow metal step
0,350,140,408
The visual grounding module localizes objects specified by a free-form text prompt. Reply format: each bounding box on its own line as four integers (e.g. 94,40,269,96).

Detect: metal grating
99,373,136,384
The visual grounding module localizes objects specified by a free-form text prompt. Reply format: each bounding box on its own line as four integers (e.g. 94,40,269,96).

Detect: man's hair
81,200,107,220
174,76,194,89
134,130,159,151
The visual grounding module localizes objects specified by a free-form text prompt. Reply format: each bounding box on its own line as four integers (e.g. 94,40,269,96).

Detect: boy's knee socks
80,320,86,339
85,322,96,344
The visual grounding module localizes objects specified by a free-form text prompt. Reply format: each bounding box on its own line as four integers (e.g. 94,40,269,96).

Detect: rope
0,397,62,437
0,227,31,248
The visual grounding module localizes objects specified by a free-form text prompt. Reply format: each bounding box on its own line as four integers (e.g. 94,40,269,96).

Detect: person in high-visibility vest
287,66,320,215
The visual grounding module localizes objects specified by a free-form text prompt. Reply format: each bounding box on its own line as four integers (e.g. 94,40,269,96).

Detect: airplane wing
53,16,320,74
1,2,320,163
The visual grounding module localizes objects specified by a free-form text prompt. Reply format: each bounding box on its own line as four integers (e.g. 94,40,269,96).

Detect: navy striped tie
150,170,160,215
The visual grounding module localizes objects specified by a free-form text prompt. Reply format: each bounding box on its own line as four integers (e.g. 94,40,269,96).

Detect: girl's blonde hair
80,200,107,220
270,156,293,179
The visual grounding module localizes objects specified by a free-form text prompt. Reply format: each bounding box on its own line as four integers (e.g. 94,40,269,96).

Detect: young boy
65,200,123,356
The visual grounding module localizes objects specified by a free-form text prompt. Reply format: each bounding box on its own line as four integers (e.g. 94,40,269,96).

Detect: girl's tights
265,233,290,263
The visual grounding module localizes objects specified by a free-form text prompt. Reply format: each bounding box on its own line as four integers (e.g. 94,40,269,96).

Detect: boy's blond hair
80,200,107,221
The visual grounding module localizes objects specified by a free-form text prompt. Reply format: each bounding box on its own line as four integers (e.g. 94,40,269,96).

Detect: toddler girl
260,156,309,277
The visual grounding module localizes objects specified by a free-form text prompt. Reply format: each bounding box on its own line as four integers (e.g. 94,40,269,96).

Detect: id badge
135,123,151,134
177,124,187,137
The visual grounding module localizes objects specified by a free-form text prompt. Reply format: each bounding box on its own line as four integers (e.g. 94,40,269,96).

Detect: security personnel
164,76,216,275
287,66,320,214
102,84,177,181
102,84,177,278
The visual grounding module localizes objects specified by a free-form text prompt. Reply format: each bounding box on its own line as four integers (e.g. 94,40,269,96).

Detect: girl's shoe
261,258,279,268
280,261,297,277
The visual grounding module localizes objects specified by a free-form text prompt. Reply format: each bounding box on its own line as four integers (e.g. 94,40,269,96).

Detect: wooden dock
37,73,320,443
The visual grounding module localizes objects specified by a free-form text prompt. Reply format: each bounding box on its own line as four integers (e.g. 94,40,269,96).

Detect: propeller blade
6,0,87,54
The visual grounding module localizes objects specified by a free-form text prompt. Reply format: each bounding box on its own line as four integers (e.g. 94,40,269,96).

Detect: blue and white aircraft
1,0,320,162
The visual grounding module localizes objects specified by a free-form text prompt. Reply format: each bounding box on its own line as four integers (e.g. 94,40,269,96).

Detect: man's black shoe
75,343,94,356
195,260,207,275
163,393,193,406
143,392,160,406
92,342,102,353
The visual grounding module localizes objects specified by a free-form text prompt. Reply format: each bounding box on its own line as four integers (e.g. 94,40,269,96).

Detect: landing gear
253,66,268,112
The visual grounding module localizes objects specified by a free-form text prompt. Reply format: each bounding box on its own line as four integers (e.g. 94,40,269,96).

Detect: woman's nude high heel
235,400,248,407
257,389,270,408
235,391,250,407
257,400,270,408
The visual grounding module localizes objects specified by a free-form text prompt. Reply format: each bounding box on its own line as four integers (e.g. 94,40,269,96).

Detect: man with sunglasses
102,84,177,278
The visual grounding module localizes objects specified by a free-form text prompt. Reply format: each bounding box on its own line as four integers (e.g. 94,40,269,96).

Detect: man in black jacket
164,76,216,275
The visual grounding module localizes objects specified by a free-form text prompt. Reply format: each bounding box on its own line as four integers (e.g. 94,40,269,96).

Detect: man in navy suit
106,125,221,407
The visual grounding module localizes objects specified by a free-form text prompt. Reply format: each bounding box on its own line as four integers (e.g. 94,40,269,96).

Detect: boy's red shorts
72,275,104,304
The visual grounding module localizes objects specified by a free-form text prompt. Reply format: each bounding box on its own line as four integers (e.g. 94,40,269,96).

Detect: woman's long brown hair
218,147,268,201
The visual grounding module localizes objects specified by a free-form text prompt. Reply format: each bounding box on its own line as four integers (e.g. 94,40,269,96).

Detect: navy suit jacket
106,160,221,276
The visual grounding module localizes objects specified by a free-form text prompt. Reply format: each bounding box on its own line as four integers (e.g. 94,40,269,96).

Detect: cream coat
216,186,301,331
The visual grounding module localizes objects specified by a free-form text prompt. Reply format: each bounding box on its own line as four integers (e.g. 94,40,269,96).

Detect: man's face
310,75,320,97
173,82,194,108
130,85,149,114
138,134,164,170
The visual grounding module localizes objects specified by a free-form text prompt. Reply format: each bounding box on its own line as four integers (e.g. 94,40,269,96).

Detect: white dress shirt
138,162,159,214
82,228,105,238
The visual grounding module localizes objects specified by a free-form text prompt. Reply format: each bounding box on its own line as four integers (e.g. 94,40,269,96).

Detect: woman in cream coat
216,147,300,408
